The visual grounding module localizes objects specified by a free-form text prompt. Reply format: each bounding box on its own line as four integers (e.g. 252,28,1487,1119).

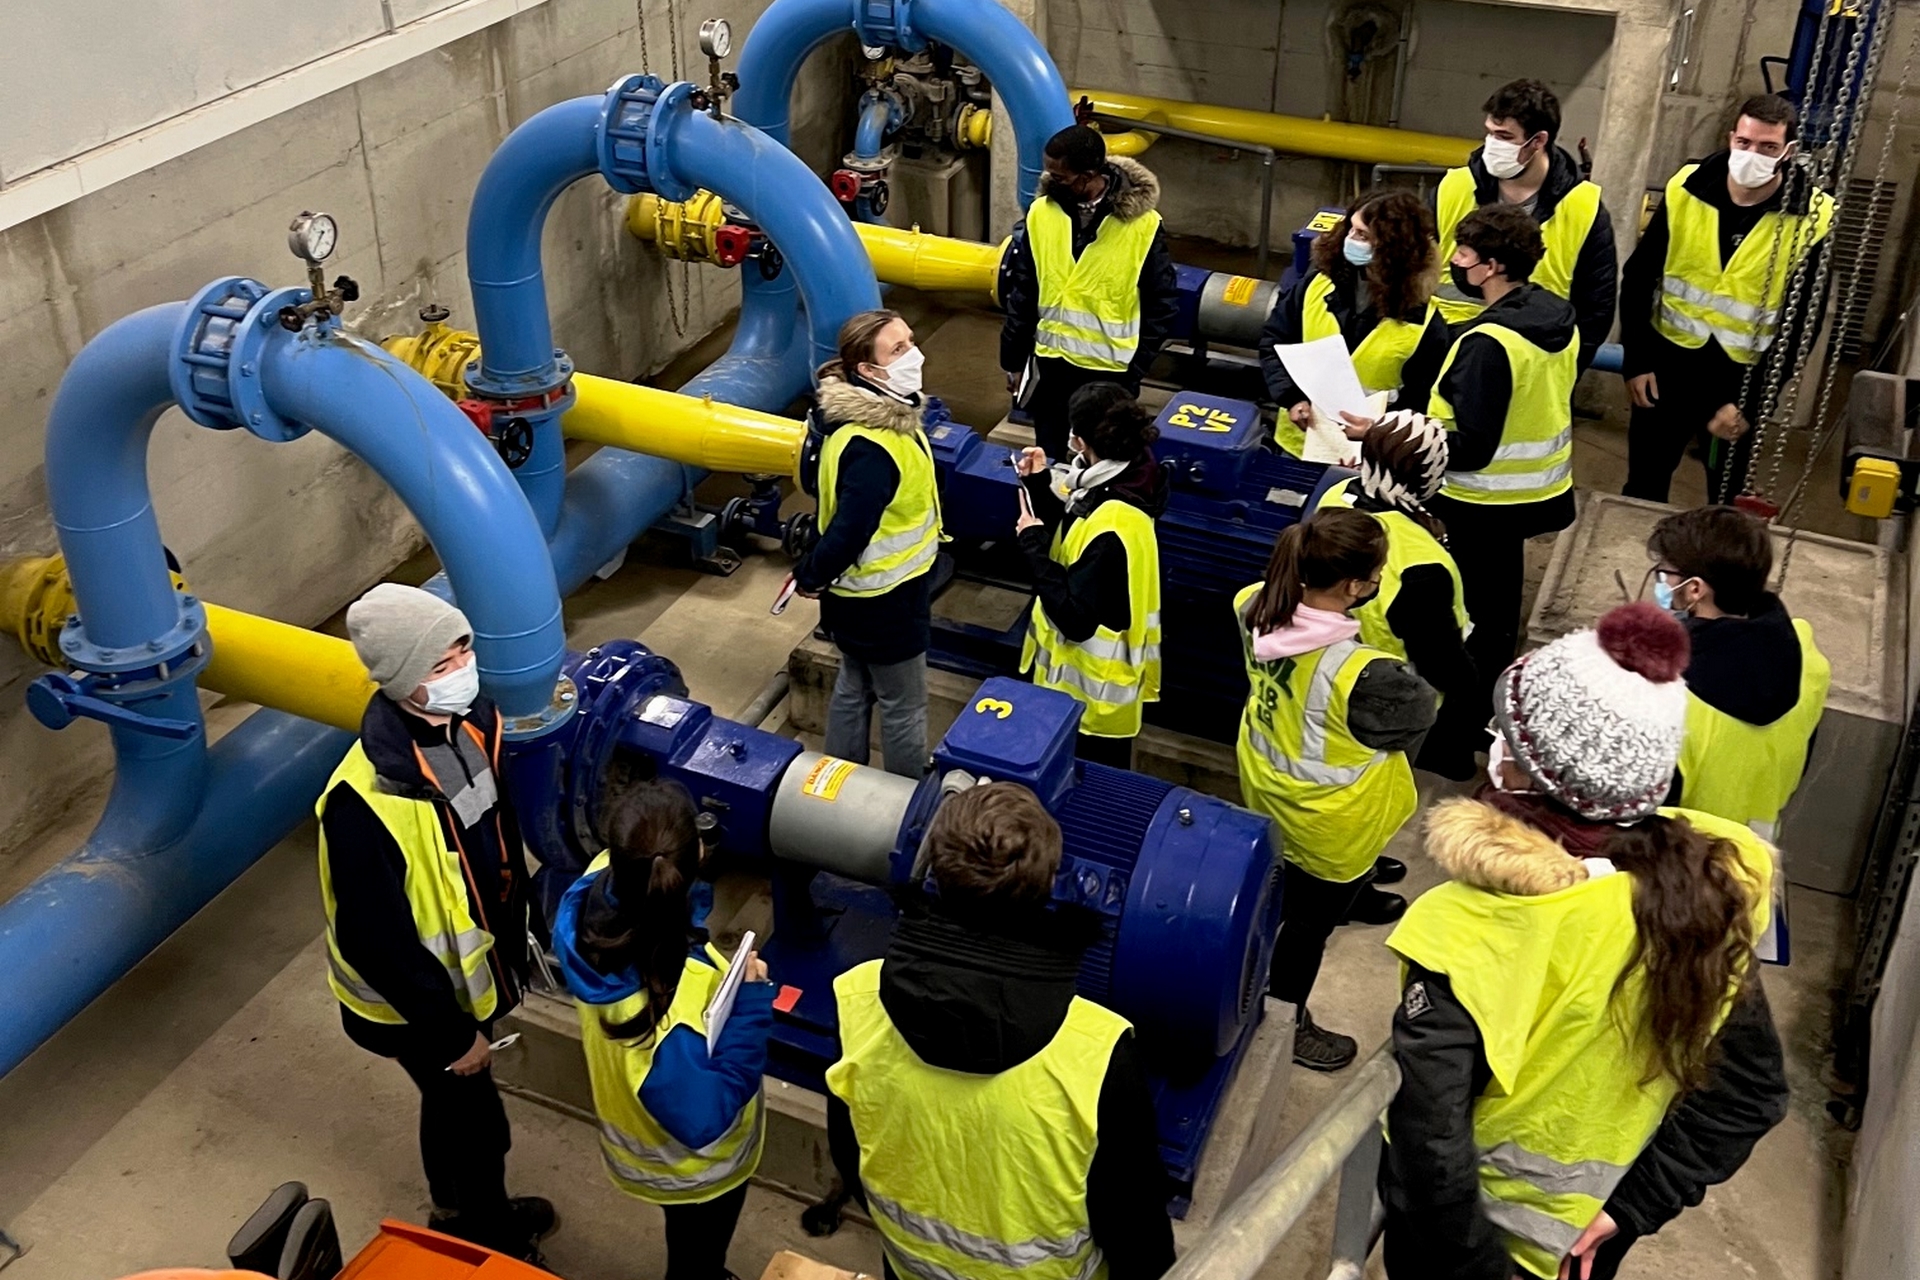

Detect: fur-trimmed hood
1423,797,1593,896
814,372,924,435
1038,155,1161,221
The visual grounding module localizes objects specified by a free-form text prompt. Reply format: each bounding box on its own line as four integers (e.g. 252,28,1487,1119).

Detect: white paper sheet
703,930,756,1055
1302,392,1389,466
1274,334,1373,421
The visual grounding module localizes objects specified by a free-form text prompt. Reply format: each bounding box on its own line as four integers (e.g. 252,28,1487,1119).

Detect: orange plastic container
336,1221,553,1279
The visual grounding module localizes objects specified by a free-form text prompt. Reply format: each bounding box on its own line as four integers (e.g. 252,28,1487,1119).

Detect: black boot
228,1182,309,1274
1343,885,1408,925
1292,1008,1358,1072
277,1198,343,1280
1372,856,1408,885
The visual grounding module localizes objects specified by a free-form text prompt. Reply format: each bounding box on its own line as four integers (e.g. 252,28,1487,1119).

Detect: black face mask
1449,261,1486,300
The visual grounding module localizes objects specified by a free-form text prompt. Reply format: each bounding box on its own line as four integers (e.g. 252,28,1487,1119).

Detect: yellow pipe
1072,89,1476,169
853,222,1005,299
568,373,804,476
1,555,373,733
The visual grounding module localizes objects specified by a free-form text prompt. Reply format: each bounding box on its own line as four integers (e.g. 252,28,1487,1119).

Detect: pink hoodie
1251,604,1360,662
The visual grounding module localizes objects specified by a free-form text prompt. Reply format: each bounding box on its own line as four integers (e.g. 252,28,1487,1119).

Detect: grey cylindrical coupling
769,752,918,883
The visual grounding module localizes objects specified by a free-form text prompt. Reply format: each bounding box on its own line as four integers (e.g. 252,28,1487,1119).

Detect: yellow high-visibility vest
1274,273,1439,456
573,856,765,1206
317,726,501,1026
1319,478,1471,676
1233,582,1417,882
1678,618,1830,836
1653,163,1836,364
1429,320,1577,505
1433,165,1603,326
817,422,943,598
1029,197,1162,372
1388,806,1773,1277
826,958,1128,1280
1020,499,1162,738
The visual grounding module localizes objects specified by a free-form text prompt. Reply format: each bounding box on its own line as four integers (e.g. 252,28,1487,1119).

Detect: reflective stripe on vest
574,860,767,1206
1653,165,1836,365
1029,197,1162,372
1233,583,1418,882
816,422,944,598
1319,479,1474,668
826,959,1125,1280
1429,320,1577,505
1433,166,1603,326
1020,499,1162,737
316,727,502,1026
1387,808,1775,1276
1678,618,1830,830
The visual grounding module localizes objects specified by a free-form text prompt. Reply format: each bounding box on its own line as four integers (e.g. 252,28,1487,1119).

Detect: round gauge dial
699,17,731,59
287,212,338,263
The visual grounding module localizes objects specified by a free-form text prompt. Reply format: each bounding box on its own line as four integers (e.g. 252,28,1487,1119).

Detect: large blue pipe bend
731,0,1073,208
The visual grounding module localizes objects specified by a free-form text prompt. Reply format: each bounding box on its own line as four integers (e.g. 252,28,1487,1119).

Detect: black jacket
1345,492,1479,715
1666,593,1808,803
1440,145,1617,369
1017,453,1169,643
826,897,1177,1280
793,374,936,666
322,693,531,1067
1619,151,1830,394
1000,157,1181,384
1258,268,1452,410
1380,800,1789,1280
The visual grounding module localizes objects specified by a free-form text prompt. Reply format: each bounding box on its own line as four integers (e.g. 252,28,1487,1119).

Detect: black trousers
661,1182,750,1280
1076,731,1135,769
1623,343,1761,504
1430,493,1575,708
1268,861,1369,1012
1026,357,1136,461
392,1043,513,1224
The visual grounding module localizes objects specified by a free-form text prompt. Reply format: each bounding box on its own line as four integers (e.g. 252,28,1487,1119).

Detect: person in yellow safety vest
1425,203,1579,707
1432,78,1616,369
1013,383,1166,770
1260,190,1451,459
553,779,774,1280
1235,509,1437,1072
1381,602,1787,1280
1644,505,1831,840
1621,94,1835,503
318,584,555,1263
999,124,1180,462
825,783,1177,1280
793,310,945,779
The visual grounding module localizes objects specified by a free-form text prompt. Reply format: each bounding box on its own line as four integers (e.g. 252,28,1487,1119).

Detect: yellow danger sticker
1308,211,1343,232
802,756,857,801
1221,275,1259,306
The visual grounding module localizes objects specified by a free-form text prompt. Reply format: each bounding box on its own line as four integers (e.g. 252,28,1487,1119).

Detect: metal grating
1830,177,1899,360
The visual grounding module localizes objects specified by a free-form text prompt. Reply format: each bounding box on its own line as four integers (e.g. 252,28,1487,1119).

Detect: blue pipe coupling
599,76,702,200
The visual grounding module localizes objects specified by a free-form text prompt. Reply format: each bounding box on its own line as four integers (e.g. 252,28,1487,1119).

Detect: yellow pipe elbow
1072,89,1475,169
202,604,373,733
569,373,804,477
852,222,1005,301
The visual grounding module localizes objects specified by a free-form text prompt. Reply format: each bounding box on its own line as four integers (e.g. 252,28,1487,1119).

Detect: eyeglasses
1615,565,1685,603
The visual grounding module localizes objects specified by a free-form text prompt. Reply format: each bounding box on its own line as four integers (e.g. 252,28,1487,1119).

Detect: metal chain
637,0,694,338
1776,1,1916,586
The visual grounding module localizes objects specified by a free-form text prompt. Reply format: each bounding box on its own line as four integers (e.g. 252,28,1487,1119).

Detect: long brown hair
1309,189,1439,322
1604,816,1759,1089
1245,508,1385,636
816,308,904,383
576,779,704,1043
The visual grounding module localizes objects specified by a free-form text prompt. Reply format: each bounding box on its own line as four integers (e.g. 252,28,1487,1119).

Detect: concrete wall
0,0,849,887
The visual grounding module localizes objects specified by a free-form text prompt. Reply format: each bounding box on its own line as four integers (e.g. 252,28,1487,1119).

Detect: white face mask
1727,147,1782,189
871,344,925,400
419,660,480,716
1482,134,1529,180
1487,729,1531,793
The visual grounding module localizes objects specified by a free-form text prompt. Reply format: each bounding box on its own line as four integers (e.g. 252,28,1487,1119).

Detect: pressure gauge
287,211,338,264
699,18,731,59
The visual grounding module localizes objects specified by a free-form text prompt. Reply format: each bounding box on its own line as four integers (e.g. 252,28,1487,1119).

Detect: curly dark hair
1309,190,1439,323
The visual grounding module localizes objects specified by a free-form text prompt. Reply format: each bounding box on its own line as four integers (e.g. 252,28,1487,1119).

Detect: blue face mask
1651,574,1693,616
1343,235,1374,267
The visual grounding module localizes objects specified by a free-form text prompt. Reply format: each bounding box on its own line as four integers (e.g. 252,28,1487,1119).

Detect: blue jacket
554,869,776,1150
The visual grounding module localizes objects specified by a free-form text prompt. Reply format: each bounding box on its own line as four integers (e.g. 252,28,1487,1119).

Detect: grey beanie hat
346,583,473,699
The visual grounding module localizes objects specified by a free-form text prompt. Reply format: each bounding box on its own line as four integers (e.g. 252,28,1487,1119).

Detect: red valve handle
713,225,753,268
829,169,863,202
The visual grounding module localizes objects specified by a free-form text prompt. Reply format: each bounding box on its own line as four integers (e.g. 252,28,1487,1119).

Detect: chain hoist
637,0,696,338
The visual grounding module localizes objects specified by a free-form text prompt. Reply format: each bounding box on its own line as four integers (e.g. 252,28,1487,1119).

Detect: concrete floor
0,284,1866,1279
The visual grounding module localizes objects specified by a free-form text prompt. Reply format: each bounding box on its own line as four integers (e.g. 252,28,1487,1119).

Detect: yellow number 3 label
974,697,1014,720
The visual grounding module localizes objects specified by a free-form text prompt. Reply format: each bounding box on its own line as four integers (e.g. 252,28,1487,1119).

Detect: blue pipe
0,708,351,1077
258,329,567,719
732,0,850,150
854,95,892,162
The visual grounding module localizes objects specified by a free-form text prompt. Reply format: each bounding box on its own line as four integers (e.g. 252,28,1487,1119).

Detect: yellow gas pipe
1072,90,1476,169
1,555,374,733
379,318,806,478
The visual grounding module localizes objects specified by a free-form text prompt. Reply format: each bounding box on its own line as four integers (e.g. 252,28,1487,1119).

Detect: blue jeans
824,653,928,778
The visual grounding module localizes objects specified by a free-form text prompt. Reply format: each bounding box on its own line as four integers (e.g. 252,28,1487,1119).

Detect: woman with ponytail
554,780,773,1280
1236,508,1437,1071
1381,603,1786,1280
1014,381,1168,768
1321,411,1482,790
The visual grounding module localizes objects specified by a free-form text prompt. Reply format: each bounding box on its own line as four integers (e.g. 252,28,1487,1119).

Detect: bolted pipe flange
171,276,320,442
59,593,209,677
598,75,699,201
853,0,926,54
500,671,582,741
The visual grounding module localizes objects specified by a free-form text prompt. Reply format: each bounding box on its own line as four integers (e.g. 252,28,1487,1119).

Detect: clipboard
703,931,757,1054
770,575,799,616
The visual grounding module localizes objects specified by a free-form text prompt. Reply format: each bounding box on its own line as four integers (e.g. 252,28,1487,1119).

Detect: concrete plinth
1530,493,1907,894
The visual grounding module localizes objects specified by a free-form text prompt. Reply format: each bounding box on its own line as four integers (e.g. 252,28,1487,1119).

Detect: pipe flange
854,0,927,54
500,672,580,741
598,74,699,201
463,348,576,403
840,150,895,174
60,595,209,676
172,277,320,443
